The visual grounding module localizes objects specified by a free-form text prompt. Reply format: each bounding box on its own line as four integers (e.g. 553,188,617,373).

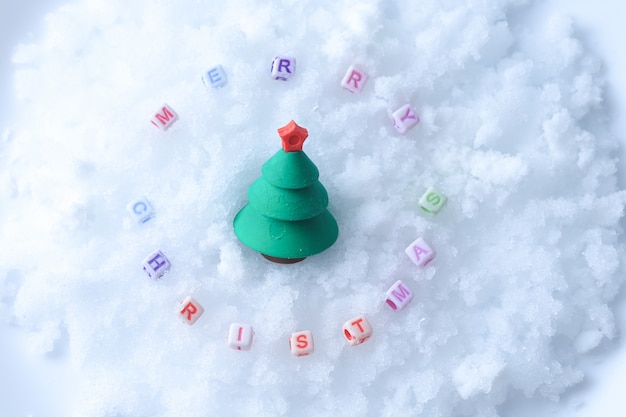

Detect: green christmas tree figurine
233,120,339,264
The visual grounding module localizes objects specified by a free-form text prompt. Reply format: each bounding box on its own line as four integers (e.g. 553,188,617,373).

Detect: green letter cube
419,186,447,215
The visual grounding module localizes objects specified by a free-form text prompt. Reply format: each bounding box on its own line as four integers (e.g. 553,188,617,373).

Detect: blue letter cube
127,197,154,224
202,65,227,88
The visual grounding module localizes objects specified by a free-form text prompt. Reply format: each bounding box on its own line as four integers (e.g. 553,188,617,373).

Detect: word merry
150,59,421,134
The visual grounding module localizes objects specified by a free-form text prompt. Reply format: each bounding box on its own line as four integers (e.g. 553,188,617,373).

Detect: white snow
1,0,626,416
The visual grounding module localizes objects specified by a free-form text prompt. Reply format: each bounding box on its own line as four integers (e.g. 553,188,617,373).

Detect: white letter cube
392,104,419,134
179,296,204,325
419,186,447,215
150,103,178,131
228,323,254,350
271,56,296,81
342,315,373,346
142,249,171,279
385,280,414,311
126,197,154,224
405,237,435,267
289,330,314,357
341,65,369,93
202,65,227,88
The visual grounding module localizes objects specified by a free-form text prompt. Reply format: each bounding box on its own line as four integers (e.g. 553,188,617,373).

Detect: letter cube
202,65,227,88
179,296,204,325
341,65,369,93
385,280,414,311
271,56,296,81
228,323,254,351
126,197,154,224
419,186,447,215
150,103,178,131
392,104,419,134
405,237,435,267
342,315,373,346
289,330,314,357
141,249,171,279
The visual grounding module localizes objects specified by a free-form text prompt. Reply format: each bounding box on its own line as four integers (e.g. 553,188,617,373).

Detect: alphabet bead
342,316,373,346
405,237,435,267
289,330,314,357
392,104,419,134
141,249,171,279
341,65,369,93
228,323,254,351
385,280,414,311
126,197,154,224
271,56,296,81
202,65,227,88
419,186,447,215
150,103,178,131
179,296,204,325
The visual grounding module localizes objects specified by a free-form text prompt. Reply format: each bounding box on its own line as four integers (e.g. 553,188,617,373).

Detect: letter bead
179,296,204,325
228,323,254,351
341,65,369,93
391,104,419,134
405,237,435,267
385,280,414,311
419,186,447,215
141,249,171,279
150,103,178,131
202,65,227,88
289,330,314,357
342,316,373,346
126,197,154,224
271,56,296,81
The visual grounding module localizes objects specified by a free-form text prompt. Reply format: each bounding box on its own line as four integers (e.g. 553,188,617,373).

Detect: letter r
181,302,197,320
278,59,292,74
347,70,362,88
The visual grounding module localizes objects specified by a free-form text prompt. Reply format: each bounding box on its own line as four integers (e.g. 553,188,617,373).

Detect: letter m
391,283,411,302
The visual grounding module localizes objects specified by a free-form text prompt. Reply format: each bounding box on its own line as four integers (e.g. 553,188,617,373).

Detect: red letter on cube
150,103,178,131
179,296,204,325
228,323,254,351
342,315,373,346
289,330,314,357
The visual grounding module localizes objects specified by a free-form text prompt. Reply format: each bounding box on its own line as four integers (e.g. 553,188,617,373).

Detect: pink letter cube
392,104,419,134
342,315,373,346
179,296,204,325
141,249,171,279
385,280,414,311
405,237,435,267
289,330,314,357
150,103,178,131
228,323,254,351
341,65,369,93
271,56,296,81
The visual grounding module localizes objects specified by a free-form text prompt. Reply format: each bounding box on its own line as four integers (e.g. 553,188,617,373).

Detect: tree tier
261,149,319,189
247,177,329,221
233,205,338,259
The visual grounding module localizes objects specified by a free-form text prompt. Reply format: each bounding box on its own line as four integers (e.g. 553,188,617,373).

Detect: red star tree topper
278,120,308,152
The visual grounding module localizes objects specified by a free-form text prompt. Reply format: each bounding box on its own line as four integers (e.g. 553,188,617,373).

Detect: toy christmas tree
233,121,339,264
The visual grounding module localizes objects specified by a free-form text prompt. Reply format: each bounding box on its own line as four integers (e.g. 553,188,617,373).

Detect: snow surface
2,0,626,416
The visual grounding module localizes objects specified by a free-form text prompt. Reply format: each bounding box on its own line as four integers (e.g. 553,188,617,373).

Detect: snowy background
2,0,626,416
